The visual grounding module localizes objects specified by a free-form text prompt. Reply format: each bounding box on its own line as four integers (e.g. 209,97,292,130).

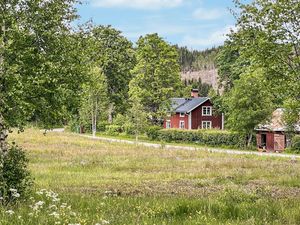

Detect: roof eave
186,98,210,113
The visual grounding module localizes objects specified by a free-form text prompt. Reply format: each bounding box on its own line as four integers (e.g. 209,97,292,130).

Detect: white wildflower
60,202,68,208
49,205,57,210
96,220,110,225
5,210,14,215
52,197,60,202
12,192,20,198
36,201,45,206
49,211,60,218
9,188,17,193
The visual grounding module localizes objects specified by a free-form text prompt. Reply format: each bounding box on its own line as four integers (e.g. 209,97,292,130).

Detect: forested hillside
177,46,220,72
176,46,221,92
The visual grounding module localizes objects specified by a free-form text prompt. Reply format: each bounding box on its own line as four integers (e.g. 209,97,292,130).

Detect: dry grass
3,128,300,224
9,128,300,198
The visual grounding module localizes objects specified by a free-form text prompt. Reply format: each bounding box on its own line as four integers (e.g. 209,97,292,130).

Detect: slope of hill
177,46,220,91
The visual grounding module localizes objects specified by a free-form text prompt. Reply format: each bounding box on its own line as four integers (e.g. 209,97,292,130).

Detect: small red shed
256,108,300,152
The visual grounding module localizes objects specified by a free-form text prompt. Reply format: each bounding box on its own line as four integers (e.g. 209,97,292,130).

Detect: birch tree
0,0,86,150
79,67,108,137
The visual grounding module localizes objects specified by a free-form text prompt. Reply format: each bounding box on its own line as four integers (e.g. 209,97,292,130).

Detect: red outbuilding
256,108,300,152
163,89,224,130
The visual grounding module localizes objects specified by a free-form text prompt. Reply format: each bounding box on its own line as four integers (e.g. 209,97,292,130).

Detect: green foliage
156,129,253,148
79,66,108,135
85,25,136,119
216,40,248,92
226,69,274,138
0,0,87,129
129,34,183,124
283,99,300,132
146,126,161,140
291,136,300,153
0,145,32,205
105,125,122,136
183,78,212,97
106,114,135,135
218,0,300,131
128,95,149,140
177,46,220,72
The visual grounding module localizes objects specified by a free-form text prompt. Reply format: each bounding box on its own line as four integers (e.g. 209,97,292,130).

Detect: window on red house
202,106,212,116
179,120,185,129
166,120,171,129
202,121,212,129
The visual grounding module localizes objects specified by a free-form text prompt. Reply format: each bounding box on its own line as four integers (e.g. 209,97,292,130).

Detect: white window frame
166,120,171,129
179,120,185,129
202,106,212,116
180,112,185,117
202,121,212,129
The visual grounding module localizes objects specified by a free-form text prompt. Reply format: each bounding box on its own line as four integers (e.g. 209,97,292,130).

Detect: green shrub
105,125,122,136
291,135,300,153
0,144,32,205
113,114,127,127
146,126,161,140
123,121,135,135
156,129,250,148
97,121,110,132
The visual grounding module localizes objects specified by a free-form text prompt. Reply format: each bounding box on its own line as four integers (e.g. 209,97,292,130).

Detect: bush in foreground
0,145,32,205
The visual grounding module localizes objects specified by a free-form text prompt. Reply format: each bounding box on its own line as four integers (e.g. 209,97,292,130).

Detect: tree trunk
92,101,98,137
0,19,8,153
108,103,114,124
135,133,139,143
0,115,8,153
247,132,253,147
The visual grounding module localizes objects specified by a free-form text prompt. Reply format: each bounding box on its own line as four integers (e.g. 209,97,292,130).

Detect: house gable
190,100,222,129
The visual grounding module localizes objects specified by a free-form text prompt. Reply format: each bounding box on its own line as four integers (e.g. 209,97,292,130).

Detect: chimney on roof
191,89,199,98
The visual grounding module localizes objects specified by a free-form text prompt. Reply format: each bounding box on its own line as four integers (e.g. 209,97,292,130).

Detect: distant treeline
175,46,221,72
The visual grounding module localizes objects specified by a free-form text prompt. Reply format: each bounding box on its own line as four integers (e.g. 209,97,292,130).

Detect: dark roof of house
170,97,210,113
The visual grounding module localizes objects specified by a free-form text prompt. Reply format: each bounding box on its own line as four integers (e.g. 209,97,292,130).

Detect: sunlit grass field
2,128,300,224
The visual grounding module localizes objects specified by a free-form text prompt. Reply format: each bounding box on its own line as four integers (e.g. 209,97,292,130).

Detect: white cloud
193,8,224,20
181,25,234,48
91,0,184,9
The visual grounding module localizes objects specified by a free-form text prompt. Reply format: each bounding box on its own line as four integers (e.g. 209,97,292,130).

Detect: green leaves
218,0,300,135
79,66,108,131
87,26,136,117
129,34,183,124
226,69,274,134
0,0,86,129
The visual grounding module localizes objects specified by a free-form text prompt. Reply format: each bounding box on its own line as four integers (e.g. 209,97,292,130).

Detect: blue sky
76,0,244,50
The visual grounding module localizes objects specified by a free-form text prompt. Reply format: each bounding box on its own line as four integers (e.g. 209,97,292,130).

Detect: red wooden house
163,89,224,130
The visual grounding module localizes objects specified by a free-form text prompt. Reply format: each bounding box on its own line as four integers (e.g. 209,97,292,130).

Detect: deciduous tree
129,34,182,124
79,67,108,137
226,69,274,146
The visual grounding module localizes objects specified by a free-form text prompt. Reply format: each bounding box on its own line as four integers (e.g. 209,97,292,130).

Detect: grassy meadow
1,128,300,224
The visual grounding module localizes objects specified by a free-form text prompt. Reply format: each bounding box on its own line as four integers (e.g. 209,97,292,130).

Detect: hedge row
151,129,253,148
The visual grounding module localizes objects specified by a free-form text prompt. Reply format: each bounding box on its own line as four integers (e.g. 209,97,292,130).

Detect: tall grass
1,128,300,224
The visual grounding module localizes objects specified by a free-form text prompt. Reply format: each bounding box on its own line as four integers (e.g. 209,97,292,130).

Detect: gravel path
77,134,300,160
